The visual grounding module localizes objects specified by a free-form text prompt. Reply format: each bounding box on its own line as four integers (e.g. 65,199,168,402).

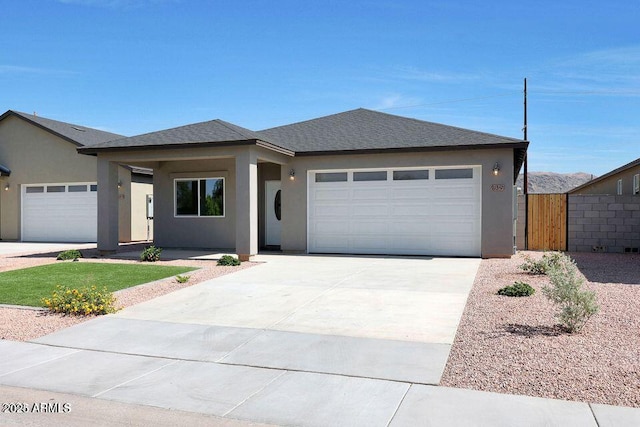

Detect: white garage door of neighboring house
22,183,97,242
308,167,481,257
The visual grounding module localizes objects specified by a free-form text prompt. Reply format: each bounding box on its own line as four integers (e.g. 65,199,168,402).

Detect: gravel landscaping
441,251,640,408
0,246,256,341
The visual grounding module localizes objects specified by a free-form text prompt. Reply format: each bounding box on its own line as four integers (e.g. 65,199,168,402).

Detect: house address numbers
491,184,505,192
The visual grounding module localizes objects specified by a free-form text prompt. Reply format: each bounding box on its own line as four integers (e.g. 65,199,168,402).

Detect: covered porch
91,142,292,261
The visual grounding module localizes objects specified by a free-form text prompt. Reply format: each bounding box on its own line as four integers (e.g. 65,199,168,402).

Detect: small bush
140,246,162,262
57,249,83,261
497,281,535,297
519,252,563,275
175,274,190,283
42,284,117,316
542,253,599,333
217,255,241,266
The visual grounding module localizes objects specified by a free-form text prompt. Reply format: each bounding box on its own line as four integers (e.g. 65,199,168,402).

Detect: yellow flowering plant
42,284,118,316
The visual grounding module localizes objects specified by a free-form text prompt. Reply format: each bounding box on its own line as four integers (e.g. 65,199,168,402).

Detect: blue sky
2,0,639,176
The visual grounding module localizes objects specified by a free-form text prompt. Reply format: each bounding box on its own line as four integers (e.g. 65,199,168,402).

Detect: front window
175,178,224,217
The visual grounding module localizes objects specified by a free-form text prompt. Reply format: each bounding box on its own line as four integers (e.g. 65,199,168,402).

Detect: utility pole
523,78,528,250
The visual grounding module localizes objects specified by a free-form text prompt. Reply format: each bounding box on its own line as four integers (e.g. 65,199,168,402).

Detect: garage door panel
351,205,390,216
308,167,481,256
392,205,431,216
312,221,350,234
351,188,388,201
313,205,351,216
351,236,390,252
391,188,431,200
314,188,349,201
351,221,390,234
22,184,97,242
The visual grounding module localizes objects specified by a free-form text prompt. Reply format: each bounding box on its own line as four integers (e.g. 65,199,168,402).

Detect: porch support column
97,157,119,253
235,149,258,261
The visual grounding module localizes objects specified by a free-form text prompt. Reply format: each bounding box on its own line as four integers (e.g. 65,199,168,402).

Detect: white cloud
0,65,76,75
371,94,423,110
391,66,480,83
531,46,640,94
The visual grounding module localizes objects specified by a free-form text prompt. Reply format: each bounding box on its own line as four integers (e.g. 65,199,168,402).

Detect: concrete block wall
568,195,640,253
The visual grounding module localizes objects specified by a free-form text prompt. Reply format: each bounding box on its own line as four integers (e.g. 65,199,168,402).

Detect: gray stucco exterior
82,109,527,259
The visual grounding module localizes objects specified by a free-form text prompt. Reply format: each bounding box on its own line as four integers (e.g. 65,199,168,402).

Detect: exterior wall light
289,169,295,181
117,180,122,189
492,163,500,176
3,183,9,191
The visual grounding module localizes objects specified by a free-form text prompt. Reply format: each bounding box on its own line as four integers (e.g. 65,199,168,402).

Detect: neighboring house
569,157,640,196
0,110,153,243
79,108,527,259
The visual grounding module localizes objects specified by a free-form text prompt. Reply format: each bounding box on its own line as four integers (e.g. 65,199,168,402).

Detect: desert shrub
42,285,117,316
56,249,83,261
519,252,563,275
542,253,599,333
497,281,535,297
175,274,190,283
217,255,241,266
140,246,162,262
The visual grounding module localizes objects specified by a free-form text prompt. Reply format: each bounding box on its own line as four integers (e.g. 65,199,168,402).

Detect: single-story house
0,110,153,243
79,108,528,259
569,157,640,196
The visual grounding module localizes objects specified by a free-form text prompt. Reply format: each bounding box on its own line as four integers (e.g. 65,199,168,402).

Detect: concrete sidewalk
1,254,639,425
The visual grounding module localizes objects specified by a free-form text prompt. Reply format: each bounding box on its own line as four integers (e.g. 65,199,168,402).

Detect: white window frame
174,177,225,218
617,179,623,195
634,174,640,195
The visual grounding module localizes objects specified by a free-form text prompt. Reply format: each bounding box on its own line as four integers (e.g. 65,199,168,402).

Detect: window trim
633,174,640,195
174,177,225,218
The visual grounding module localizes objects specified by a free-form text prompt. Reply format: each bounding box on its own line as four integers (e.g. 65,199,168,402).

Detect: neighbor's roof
79,118,292,155
0,110,123,146
259,108,525,154
568,156,640,194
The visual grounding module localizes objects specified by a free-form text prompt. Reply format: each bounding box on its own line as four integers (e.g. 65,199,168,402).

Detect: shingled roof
78,118,292,155
0,110,123,146
259,108,524,154
568,156,640,194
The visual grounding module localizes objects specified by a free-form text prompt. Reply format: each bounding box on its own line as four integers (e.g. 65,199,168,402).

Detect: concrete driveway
0,254,625,426
0,241,96,257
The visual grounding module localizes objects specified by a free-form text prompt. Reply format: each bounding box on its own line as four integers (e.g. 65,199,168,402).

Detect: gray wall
280,147,516,258
153,158,236,249
568,195,640,253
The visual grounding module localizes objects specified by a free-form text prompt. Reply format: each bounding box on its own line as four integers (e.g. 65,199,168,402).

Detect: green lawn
0,262,197,307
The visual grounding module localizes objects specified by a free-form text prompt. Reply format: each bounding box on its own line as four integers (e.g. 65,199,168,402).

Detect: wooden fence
526,194,567,251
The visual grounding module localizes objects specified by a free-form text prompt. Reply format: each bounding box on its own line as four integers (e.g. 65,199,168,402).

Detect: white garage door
308,167,481,256
22,183,97,242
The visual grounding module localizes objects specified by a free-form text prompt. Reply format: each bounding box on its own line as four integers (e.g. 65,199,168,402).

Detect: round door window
274,190,282,221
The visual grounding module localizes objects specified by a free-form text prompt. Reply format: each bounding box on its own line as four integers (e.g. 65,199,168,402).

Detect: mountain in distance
515,172,595,194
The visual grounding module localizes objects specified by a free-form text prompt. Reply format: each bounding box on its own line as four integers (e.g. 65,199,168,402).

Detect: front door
265,180,282,246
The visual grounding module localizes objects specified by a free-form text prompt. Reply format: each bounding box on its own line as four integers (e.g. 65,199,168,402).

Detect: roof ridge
214,119,259,140
258,108,365,132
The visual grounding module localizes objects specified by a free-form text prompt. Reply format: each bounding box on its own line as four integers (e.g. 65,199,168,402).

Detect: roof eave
568,157,640,194
78,138,295,157
294,141,528,157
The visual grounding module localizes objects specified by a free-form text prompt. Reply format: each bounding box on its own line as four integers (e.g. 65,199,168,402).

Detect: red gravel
440,251,640,408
